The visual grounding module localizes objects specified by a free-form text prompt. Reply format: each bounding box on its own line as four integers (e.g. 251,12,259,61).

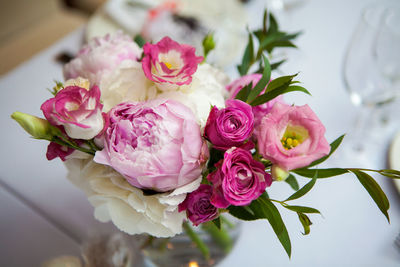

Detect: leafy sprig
237,10,300,76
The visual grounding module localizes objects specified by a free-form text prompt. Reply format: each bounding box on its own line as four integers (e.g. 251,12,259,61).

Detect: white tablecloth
1,0,399,266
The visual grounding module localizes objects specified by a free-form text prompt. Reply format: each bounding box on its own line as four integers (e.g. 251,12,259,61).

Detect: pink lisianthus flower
178,184,218,226
256,103,331,171
63,32,141,86
208,147,271,208
46,142,75,161
94,99,208,192
204,99,254,150
226,73,284,129
142,37,203,91
41,85,104,140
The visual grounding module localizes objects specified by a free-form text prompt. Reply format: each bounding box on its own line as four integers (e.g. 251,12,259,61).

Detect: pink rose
63,32,141,86
208,147,271,208
227,73,284,128
142,37,203,91
256,103,331,171
178,184,218,226
204,99,254,150
94,99,208,192
41,85,104,140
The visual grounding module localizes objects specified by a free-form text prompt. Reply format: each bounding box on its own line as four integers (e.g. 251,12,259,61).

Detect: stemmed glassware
342,3,400,163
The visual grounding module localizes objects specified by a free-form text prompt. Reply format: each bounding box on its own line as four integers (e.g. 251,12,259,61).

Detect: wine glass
342,3,400,163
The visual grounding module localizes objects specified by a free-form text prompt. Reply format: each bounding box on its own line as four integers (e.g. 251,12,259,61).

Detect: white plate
389,132,400,191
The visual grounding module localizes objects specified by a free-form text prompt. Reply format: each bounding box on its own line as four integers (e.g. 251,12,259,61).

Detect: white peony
99,60,156,111
65,158,201,238
155,63,229,127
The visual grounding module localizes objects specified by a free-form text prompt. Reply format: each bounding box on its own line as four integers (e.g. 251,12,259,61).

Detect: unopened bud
271,165,290,181
11,112,61,140
202,33,216,58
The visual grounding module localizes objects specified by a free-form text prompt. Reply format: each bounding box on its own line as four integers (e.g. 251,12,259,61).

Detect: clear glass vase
140,219,241,267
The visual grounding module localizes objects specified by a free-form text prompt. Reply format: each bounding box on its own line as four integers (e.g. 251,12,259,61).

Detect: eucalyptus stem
183,222,210,260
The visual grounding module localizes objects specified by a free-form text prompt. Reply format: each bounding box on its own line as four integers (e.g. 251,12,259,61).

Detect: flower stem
183,222,210,260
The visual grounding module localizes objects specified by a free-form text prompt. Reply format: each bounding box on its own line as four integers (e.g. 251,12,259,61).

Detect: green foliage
202,33,216,60
350,170,390,222
285,174,300,191
297,213,312,235
236,10,300,76
134,34,146,48
285,173,317,201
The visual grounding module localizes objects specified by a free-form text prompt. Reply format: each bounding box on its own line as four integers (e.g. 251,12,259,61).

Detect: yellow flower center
281,125,309,150
164,62,173,69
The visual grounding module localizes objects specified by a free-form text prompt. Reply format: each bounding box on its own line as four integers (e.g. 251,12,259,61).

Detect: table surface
1,0,400,266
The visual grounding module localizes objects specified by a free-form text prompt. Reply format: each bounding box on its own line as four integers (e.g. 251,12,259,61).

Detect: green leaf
212,217,221,229
267,74,298,91
267,13,279,34
250,197,291,257
133,34,146,48
238,32,254,76
228,205,257,221
270,59,286,70
262,9,268,33
202,32,216,59
307,135,345,168
350,170,390,222
285,174,300,191
183,222,210,260
246,55,271,103
379,169,400,179
297,212,312,235
285,173,317,201
251,84,310,106
265,40,297,53
235,82,253,102
294,168,348,178
284,205,321,214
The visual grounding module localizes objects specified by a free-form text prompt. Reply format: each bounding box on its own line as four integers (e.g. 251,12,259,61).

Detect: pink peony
41,85,104,140
208,147,271,208
142,37,203,91
178,184,218,226
256,103,331,171
204,99,254,150
226,73,284,129
94,99,208,192
63,32,141,86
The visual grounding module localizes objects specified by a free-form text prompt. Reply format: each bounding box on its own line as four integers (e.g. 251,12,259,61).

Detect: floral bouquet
12,11,400,262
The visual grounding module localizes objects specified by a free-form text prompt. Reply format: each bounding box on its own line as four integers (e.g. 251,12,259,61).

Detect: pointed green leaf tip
11,112,61,140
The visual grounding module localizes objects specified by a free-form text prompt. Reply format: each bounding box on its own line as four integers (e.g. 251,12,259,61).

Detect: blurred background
1,0,400,266
0,0,105,75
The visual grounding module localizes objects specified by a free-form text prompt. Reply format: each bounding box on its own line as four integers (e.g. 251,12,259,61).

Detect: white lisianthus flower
65,158,201,238
156,63,229,127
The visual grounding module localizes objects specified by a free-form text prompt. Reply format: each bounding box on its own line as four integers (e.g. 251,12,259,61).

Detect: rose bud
204,99,254,150
208,147,272,208
178,184,218,226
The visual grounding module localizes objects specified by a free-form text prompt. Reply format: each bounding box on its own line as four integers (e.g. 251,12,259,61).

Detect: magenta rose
204,99,254,150
41,85,104,140
226,73,284,129
256,103,331,171
208,147,272,208
63,31,141,86
142,37,203,91
94,99,208,192
178,184,218,226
